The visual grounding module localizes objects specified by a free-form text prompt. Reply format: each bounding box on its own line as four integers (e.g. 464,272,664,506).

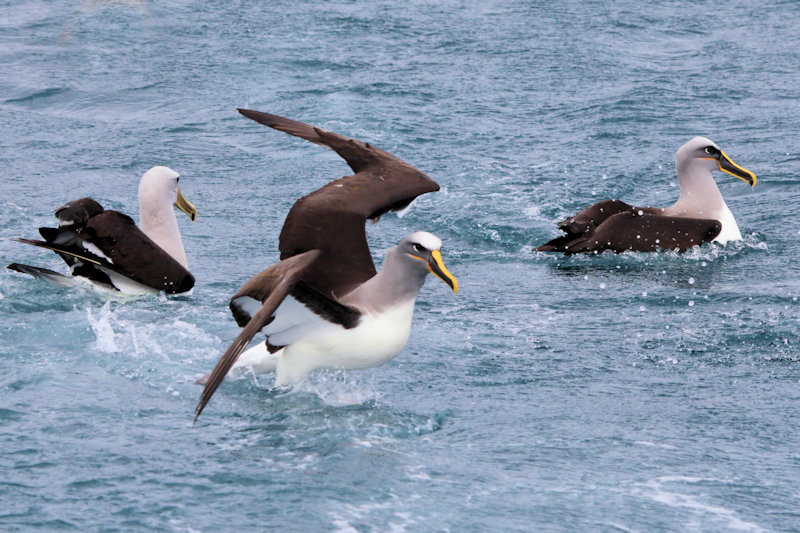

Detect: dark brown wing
536,199,636,252
80,211,194,293
55,197,104,228
16,211,194,293
542,211,722,254
238,109,440,297
194,250,321,423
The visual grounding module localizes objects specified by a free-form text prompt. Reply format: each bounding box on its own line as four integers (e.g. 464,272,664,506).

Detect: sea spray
87,301,119,353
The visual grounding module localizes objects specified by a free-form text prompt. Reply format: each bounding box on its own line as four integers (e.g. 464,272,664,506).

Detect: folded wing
538,204,722,254
16,210,194,293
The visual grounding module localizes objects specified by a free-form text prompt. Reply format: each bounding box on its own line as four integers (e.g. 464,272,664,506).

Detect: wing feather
194,250,322,422
546,211,722,254
238,109,440,297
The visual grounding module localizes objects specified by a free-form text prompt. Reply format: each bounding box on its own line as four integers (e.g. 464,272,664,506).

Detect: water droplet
688,277,695,284
642,291,648,297
688,300,695,306
599,283,606,289
637,210,643,216
639,305,645,311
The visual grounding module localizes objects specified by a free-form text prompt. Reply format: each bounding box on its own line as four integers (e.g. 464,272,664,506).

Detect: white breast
274,298,417,386
712,204,742,244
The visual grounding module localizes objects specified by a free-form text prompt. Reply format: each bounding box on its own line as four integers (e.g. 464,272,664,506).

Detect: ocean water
1,1,799,531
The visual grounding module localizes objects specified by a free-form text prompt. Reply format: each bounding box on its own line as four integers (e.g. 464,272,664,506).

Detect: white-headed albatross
536,137,757,254
194,109,458,422
8,166,197,294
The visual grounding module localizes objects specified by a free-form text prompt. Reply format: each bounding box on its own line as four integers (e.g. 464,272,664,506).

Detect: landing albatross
194,109,458,422
8,166,197,294
536,137,756,254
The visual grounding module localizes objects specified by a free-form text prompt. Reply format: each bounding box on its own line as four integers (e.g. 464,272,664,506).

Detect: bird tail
7,263,80,287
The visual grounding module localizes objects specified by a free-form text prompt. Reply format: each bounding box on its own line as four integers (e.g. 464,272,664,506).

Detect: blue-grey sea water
1,1,799,531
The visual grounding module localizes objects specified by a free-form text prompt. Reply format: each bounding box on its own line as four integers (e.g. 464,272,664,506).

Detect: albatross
194,109,458,422
536,137,757,254
8,166,197,294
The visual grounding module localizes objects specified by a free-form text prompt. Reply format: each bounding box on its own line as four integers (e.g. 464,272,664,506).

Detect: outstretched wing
194,250,322,422
238,109,440,297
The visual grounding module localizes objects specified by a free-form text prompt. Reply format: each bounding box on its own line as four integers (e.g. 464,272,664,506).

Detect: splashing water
87,302,119,353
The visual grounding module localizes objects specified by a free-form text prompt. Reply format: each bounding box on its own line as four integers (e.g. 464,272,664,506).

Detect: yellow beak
718,150,757,187
427,250,458,294
174,187,197,221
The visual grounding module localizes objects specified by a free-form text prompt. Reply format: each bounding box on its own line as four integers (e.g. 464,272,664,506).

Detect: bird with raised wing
195,110,457,422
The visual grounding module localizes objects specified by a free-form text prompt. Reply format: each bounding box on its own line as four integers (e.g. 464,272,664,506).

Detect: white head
138,166,197,219
137,166,196,268
405,231,443,252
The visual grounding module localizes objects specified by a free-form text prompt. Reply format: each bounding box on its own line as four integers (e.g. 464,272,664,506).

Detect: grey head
343,231,457,311
395,231,458,293
676,137,757,187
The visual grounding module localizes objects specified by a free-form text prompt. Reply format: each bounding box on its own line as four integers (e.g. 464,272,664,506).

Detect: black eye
704,146,717,155
176,177,180,183
412,243,425,252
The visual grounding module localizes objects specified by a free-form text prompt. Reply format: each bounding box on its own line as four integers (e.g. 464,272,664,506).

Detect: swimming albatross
8,166,197,294
194,109,458,422
536,137,756,254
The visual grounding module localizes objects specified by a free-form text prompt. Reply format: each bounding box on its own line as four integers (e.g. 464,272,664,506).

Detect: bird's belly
275,299,416,385
97,266,159,295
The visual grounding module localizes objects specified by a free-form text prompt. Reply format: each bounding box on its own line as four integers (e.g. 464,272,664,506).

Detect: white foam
87,302,119,353
636,478,767,532
331,499,418,533
295,371,380,407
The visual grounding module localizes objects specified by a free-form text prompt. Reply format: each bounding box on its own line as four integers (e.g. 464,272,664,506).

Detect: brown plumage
194,110,441,422
13,209,194,293
240,108,439,296
536,199,722,254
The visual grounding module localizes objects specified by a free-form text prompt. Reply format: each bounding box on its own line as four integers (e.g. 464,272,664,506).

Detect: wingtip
193,402,206,424
237,107,263,122
238,107,270,121
238,108,287,130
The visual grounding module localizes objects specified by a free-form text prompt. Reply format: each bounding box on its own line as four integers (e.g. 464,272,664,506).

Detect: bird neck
138,196,188,268
668,159,727,218
344,248,426,313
